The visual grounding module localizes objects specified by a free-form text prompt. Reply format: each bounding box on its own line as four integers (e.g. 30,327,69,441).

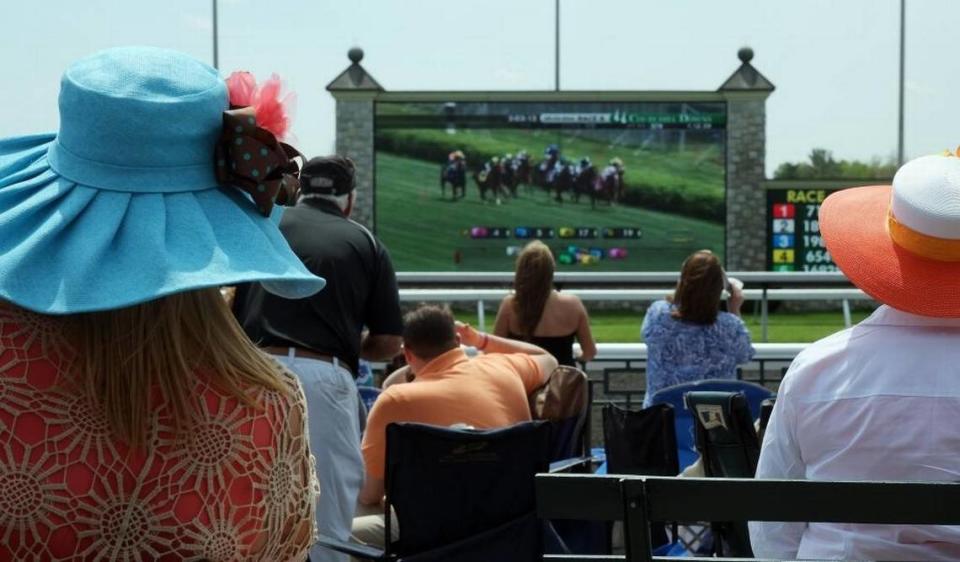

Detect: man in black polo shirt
234,155,403,562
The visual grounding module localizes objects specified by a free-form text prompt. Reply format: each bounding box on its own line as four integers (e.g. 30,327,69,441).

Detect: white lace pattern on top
0,305,319,561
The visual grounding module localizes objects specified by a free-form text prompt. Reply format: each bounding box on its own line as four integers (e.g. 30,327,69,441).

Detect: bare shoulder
556,292,586,311
497,294,515,317
555,291,581,303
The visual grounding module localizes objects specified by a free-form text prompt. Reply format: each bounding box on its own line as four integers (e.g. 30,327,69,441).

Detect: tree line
774,148,896,180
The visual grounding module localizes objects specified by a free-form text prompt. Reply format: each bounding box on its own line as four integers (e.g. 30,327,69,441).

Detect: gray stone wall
334,96,376,229
724,95,768,271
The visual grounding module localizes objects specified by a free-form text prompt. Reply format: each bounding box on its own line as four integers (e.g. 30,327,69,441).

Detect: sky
1,0,957,177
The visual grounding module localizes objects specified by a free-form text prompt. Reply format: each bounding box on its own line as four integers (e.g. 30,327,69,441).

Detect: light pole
897,0,905,165
212,0,219,69
555,0,560,91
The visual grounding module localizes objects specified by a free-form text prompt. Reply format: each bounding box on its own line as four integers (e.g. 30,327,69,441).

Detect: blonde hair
512,240,556,336
67,287,288,448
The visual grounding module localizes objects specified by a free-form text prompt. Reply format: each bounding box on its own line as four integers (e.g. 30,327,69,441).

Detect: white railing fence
397,270,869,342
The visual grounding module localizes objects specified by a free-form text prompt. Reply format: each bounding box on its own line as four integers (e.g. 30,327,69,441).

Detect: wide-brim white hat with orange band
821,152,960,317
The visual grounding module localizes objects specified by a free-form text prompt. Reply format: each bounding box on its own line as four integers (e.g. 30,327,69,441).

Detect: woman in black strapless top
495,241,596,367
505,331,577,366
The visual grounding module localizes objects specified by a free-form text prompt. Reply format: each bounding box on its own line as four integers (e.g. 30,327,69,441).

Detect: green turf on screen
375,126,725,221
375,152,725,271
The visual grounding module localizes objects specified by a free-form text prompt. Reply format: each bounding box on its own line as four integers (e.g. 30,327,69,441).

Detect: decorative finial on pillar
718,46,773,92
328,46,383,92
348,47,364,65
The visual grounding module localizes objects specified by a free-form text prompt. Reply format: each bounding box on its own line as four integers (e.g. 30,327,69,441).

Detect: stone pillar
327,48,383,230
332,94,376,227
719,47,775,271
723,94,769,270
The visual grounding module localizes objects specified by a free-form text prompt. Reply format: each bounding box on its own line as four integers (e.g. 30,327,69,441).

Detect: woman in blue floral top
642,250,755,406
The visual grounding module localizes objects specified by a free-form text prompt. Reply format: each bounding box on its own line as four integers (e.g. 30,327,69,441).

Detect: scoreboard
766,188,840,272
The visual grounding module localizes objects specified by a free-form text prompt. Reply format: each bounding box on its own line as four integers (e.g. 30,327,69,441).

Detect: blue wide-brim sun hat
0,46,325,314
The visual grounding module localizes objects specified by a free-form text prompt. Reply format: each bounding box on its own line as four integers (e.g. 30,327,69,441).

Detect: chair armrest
549,455,595,473
313,534,386,560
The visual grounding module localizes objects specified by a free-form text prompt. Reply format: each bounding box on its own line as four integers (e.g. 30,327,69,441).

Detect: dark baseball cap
301,155,356,195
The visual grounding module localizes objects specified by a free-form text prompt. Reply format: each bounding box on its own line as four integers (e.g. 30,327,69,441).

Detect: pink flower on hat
225,71,257,107
224,71,295,140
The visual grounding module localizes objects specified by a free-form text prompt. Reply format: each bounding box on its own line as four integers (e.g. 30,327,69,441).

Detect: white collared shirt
750,305,960,561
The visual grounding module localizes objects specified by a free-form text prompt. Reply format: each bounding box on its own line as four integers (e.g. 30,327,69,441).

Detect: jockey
500,154,518,197
600,157,626,201
576,156,593,175
575,157,596,194
602,157,625,180
479,156,500,182
446,151,466,175
540,145,561,182
442,150,467,199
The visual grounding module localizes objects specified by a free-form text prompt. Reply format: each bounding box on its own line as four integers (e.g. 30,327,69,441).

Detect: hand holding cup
727,277,745,315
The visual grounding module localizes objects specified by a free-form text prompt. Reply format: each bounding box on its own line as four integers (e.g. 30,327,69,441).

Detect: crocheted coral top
0,304,318,561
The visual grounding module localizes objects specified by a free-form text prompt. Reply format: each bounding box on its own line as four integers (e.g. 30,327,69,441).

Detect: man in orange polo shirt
351,304,558,547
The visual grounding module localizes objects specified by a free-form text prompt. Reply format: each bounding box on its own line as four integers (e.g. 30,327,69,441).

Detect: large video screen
374,100,726,271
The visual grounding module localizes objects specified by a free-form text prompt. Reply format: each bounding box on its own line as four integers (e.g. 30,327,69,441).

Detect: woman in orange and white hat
751,150,960,561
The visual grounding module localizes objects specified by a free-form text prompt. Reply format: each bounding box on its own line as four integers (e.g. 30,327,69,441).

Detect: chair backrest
602,403,680,550
602,403,679,477
686,391,761,558
686,391,760,479
385,421,551,558
529,365,590,461
648,379,774,471
536,473,960,562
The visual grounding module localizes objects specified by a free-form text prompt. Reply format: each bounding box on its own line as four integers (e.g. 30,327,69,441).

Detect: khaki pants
350,503,399,561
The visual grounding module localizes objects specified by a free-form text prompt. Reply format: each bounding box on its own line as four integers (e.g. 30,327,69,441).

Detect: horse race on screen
374,100,727,271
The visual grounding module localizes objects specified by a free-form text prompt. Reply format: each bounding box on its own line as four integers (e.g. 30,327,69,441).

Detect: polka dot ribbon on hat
214,106,302,216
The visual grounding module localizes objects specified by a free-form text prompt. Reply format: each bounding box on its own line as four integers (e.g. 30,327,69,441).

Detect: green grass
376,126,725,215
451,308,876,344
375,102,726,219
741,309,873,343
375,152,725,271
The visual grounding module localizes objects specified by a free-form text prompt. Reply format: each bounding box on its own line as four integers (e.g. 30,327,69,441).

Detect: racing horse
589,174,618,208
550,162,576,203
572,164,605,208
596,163,625,204
513,152,533,193
532,146,561,197
474,160,505,203
440,159,467,200
500,156,519,198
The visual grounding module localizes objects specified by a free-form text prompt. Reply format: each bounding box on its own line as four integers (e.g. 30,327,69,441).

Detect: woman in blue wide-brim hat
0,46,325,560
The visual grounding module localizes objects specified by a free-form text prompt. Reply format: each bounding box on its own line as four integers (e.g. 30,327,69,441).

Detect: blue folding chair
647,379,774,472
358,385,382,413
